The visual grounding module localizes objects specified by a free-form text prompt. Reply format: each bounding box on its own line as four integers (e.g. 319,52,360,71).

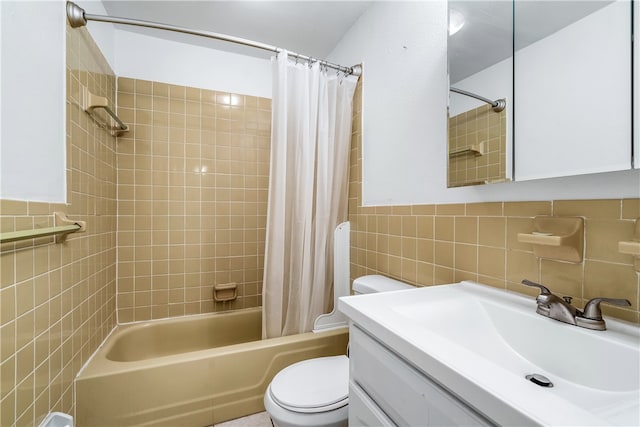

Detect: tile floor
213,411,273,427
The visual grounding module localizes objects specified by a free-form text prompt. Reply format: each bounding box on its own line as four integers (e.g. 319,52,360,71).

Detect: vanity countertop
339,281,640,426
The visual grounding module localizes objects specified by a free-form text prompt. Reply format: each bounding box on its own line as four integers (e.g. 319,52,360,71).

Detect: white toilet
263,274,413,427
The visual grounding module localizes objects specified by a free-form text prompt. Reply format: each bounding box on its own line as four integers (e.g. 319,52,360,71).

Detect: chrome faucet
521,280,631,331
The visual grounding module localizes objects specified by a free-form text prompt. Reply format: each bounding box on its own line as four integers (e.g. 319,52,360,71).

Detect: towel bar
0,212,86,244
81,85,128,136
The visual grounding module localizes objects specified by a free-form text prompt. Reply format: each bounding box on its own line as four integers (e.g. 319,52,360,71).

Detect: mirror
447,1,513,188
514,0,632,180
447,0,633,187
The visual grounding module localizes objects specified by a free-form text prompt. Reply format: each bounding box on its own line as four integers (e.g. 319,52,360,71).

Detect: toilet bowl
264,355,349,427
264,274,413,427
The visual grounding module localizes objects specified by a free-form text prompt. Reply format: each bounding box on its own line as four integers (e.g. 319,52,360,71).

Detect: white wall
328,1,639,205
329,1,449,205
1,4,3,188
1,1,66,202
73,1,272,96
77,0,115,69
635,2,639,169
114,30,272,98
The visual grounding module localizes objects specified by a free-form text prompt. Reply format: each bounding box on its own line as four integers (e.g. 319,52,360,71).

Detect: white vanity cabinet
348,325,493,426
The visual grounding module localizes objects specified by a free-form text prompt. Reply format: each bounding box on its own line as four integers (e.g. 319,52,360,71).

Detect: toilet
263,274,413,427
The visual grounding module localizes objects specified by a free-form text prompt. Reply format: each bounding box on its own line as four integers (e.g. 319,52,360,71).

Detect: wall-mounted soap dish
618,218,640,272
517,216,584,263
214,282,237,302
449,142,486,157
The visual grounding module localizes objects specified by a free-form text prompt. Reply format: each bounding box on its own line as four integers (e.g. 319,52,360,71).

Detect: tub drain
526,374,553,388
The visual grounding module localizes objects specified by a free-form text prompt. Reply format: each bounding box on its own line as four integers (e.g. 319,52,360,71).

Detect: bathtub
75,308,349,426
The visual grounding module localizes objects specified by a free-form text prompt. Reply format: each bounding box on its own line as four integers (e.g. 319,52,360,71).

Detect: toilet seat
269,355,349,413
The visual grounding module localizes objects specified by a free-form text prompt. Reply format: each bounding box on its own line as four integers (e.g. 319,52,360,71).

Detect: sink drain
526,374,553,388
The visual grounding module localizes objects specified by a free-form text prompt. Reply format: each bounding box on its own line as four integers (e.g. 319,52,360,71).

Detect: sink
394,290,639,392
339,281,640,426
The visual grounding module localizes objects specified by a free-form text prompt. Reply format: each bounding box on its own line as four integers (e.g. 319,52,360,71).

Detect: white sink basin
339,281,640,426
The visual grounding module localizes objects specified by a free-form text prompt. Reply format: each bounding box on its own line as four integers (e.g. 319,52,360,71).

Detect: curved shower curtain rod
66,1,362,77
450,87,506,112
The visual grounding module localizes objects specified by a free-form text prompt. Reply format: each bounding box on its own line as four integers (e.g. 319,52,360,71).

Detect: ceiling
101,1,373,60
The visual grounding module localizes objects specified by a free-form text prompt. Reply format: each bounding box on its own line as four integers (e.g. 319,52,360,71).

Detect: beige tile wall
115,78,271,322
349,81,640,323
0,26,117,426
448,102,508,187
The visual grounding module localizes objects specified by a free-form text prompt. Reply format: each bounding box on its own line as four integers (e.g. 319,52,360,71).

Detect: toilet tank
352,275,413,295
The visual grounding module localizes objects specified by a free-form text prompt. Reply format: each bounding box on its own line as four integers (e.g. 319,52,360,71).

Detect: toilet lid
269,355,349,413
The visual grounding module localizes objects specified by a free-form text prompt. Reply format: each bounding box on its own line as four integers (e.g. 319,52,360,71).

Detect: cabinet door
350,326,493,426
514,1,632,180
349,381,395,427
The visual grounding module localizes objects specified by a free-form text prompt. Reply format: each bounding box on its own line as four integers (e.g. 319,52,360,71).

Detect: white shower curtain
262,52,358,338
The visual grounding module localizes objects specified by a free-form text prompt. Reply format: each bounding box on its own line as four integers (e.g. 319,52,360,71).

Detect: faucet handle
582,297,632,320
521,280,552,296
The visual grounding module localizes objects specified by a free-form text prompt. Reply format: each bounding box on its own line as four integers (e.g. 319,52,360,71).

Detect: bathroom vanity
348,325,492,426
339,280,640,426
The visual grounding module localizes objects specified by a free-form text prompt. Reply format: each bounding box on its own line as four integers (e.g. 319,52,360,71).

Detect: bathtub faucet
521,280,631,331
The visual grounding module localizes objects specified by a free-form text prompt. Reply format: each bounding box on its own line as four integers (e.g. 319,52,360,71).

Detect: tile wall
115,78,271,322
349,81,640,323
0,26,117,426
448,102,508,187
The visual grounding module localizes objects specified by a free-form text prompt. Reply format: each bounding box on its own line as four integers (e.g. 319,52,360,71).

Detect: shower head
66,2,88,28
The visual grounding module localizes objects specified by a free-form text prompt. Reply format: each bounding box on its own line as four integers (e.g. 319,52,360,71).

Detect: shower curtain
262,52,358,338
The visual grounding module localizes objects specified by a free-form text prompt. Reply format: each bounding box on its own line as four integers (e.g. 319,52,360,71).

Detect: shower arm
450,87,506,112
65,1,361,77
